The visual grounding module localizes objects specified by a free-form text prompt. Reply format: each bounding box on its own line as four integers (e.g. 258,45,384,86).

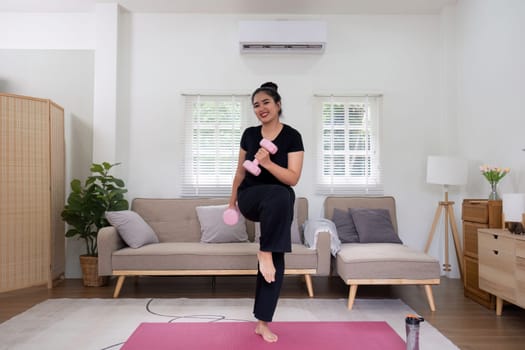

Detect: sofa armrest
98,226,126,275
315,231,331,276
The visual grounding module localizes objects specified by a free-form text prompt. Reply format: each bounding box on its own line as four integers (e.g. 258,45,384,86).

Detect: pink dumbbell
223,207,239,226
243,139,278,176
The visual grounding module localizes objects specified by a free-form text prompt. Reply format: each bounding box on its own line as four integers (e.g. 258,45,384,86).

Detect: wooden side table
478,228,525,315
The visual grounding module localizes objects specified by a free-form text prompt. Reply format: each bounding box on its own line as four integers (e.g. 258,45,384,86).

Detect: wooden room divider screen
0,93,65,292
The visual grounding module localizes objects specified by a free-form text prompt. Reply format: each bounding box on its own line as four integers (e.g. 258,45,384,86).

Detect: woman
227,82,304,342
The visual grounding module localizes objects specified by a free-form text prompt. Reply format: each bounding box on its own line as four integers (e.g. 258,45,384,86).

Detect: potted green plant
61,162,129,286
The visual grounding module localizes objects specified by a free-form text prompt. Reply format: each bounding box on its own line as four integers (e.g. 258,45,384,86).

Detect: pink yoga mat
121,321,406,350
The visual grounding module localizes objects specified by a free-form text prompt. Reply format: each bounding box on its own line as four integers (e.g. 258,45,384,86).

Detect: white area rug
0,298,458,350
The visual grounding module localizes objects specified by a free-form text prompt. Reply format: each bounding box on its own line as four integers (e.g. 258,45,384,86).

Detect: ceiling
0,0,456,14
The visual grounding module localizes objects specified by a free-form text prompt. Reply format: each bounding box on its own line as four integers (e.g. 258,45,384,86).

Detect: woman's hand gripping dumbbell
243,139,278,176
223,206,240,226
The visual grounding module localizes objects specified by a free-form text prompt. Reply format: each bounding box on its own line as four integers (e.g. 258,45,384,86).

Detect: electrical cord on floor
146,298,252,323
99,298,253,349
100,342,124,350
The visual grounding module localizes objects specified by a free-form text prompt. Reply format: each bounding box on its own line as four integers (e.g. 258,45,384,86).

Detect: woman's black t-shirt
238,124,304,191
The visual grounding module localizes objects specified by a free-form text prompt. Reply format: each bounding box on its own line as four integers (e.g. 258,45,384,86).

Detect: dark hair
251,82,282,116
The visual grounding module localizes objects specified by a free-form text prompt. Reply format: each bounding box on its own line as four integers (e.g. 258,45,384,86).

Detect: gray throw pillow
105,210,159,248
331,208,359,243
196,204,249,243
349,208,402,244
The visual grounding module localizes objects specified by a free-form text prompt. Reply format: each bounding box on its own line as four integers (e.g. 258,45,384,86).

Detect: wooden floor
1,276,524,349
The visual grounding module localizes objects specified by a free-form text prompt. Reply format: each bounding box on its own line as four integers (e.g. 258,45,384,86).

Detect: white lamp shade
502,193,525,222
426,156,468,186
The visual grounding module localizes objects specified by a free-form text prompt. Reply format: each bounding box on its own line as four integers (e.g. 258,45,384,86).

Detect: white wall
0,12,95,49
455,0,525,195
3,1,523,279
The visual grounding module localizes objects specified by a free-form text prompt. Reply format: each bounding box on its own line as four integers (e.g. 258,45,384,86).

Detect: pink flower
480,165,510,184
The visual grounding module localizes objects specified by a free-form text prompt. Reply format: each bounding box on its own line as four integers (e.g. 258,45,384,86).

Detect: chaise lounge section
324,196,441,311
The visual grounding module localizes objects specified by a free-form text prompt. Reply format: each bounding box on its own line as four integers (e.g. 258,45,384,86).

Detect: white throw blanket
303,218,341,256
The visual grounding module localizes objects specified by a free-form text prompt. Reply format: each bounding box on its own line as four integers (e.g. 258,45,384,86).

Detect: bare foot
257,251,275,283
255,321,278,342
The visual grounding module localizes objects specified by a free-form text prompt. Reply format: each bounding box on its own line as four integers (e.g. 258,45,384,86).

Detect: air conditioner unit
239,20,327,53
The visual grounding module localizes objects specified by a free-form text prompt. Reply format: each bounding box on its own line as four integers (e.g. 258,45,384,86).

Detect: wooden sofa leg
424,285,436,311
113,276,126,298
304,274,314,297
348,285,358,310
496,296,503,316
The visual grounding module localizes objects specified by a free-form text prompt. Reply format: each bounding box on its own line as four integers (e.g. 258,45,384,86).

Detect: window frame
314,94,383,195
181,94,254,197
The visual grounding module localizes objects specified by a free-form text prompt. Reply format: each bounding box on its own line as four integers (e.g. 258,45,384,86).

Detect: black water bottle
405,314,424,350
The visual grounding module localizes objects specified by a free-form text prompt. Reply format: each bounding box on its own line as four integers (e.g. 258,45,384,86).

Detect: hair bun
260,82,278,91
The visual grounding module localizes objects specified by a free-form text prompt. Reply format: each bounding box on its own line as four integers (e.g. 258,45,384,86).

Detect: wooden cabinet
0,93,65,292
478,228,525,315
461,199,502,308
517,240,525,307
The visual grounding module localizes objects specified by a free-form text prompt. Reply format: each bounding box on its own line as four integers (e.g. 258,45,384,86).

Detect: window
181,94,253,197
315,95,383,195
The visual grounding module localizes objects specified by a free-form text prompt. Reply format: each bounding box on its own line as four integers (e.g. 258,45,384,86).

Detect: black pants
253,252,284,321
237,184,295,322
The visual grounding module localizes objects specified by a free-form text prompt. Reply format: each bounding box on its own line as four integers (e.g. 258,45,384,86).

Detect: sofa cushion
350,208,402,244
336,243,440,280
331,208,359,243
196,204,249,243
105,210,159,248
111,242,318,271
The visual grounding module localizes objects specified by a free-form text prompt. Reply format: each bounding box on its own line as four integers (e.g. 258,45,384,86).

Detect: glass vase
488,182,500,200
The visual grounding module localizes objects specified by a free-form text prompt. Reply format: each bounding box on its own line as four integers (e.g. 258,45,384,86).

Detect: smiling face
252,91,281,124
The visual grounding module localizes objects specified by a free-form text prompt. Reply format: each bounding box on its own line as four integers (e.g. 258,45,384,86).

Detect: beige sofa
98,197,331,298
324,196,441,311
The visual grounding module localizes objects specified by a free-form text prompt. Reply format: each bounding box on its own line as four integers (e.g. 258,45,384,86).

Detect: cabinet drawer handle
493,234,498,239
493,250,499,255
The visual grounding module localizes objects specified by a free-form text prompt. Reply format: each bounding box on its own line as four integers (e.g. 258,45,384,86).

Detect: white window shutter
181,94,252,197
315,95,383,195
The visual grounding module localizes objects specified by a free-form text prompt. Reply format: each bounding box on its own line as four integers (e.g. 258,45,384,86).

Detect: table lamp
424,155,468,278
501,193,525,234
